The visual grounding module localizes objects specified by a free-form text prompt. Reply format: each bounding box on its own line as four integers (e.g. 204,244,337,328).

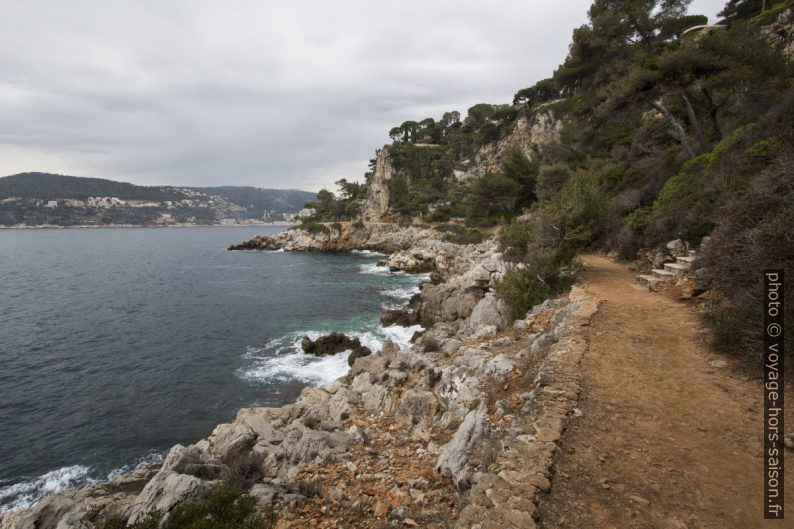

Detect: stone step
652,268,677,280
636,274,661,289
664,262,691,275
676,256,696,265
688,250,696,257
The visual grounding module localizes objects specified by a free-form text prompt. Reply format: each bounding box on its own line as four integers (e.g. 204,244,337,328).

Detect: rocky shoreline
1,223,598,529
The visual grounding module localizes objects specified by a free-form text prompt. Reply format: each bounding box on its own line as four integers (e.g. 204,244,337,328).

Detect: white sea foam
0,465,94,513
239,349,351,386
105,452,164,482
351,249,386,257
238,319,423,388
381,285,420,301
239,255,428,389
358,262,405,276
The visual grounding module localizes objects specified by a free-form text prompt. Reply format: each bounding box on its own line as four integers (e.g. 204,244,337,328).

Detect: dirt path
535,255,793,529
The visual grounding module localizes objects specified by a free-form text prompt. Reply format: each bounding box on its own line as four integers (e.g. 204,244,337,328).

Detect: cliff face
458,111,561,181
354,110,562,221
361,148,395,222
763,6,794,57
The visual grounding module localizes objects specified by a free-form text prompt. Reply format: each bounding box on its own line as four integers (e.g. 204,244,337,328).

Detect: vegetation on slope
0,173,186,201
101,486,276,529
288,0,793,360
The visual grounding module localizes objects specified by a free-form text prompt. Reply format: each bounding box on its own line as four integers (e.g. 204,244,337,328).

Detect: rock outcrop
229,222,436,254
459,111,562,181
763,6,794,57
361,148,395,222
4,223,600,529
301,333,361,356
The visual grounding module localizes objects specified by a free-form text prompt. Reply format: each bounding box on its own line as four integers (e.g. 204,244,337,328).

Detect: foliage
101,486,276,529
189,187,317,216
297,221,330,235
498,220,535,261
304,180,363,221
700,148,793,361
434,224,486,244
464,173,522,226
387,143,457,217
543,170,612,249
0,173,186,201
501,148,539,210
513,79,558,108
496,247,581,320
535,163,573,202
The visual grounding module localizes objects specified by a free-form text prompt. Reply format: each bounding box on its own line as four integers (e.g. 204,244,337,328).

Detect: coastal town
0,174,317,227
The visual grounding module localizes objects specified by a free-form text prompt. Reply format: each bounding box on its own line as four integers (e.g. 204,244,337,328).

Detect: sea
0,226,425,513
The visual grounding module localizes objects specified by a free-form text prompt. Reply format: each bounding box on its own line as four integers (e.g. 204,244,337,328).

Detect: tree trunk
681,94,710,153
652,101,696,158
701,88,724,141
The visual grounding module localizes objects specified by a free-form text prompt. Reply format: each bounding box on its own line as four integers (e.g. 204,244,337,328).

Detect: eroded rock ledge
1,225,598,529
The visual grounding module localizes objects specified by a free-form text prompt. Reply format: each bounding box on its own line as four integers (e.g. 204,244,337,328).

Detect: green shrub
496,247,581,320
545,170,611,248
299,221,329,235
434,224,486,244
464,172,522,226
700,150,793,362
497,220,535,261
101,486,276,529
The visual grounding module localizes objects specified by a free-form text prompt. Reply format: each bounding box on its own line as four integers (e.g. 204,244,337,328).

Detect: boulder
0,492,89,529
467,293,511,332
347,345,372,366
301,332,361,356
249,483,282,506
127,469,212,524
396,389,439,426
665,239,687,257
263,427,352,476
417,283,484,327
484,354,515,381
380,309,417,327
436,408,487,488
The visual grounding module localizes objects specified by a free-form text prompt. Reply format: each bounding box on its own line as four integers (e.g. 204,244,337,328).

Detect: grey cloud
0,0,727,191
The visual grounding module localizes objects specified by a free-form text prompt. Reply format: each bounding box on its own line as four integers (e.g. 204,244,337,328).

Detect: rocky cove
1,222,599,529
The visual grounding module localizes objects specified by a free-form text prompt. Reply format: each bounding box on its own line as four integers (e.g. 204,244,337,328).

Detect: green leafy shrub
544,170,611,249
434,224,486,244
101,486,276,529
464,172,522,226
496,247,580,320
700,149,793,362
535,163,572,202
299,221,329,235
497,220,535,261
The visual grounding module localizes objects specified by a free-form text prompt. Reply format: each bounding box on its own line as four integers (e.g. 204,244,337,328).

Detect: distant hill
190,186,317,215
0,173,186,201
0,172,317,226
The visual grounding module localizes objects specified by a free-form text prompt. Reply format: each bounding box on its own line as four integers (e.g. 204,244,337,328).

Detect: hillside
0,173,186,201
0,173,316,226
189,186,316,216
305,0,794,362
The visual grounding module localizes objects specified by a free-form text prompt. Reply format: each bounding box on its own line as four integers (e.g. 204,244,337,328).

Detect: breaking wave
0,452,164,514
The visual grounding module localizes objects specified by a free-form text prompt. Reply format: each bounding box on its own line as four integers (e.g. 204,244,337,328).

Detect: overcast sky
0,0,727,192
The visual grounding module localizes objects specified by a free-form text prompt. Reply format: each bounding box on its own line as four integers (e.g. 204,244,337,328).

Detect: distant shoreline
0,222,295,230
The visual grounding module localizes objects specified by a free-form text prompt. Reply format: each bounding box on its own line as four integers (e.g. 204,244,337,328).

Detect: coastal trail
535,254,793,529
